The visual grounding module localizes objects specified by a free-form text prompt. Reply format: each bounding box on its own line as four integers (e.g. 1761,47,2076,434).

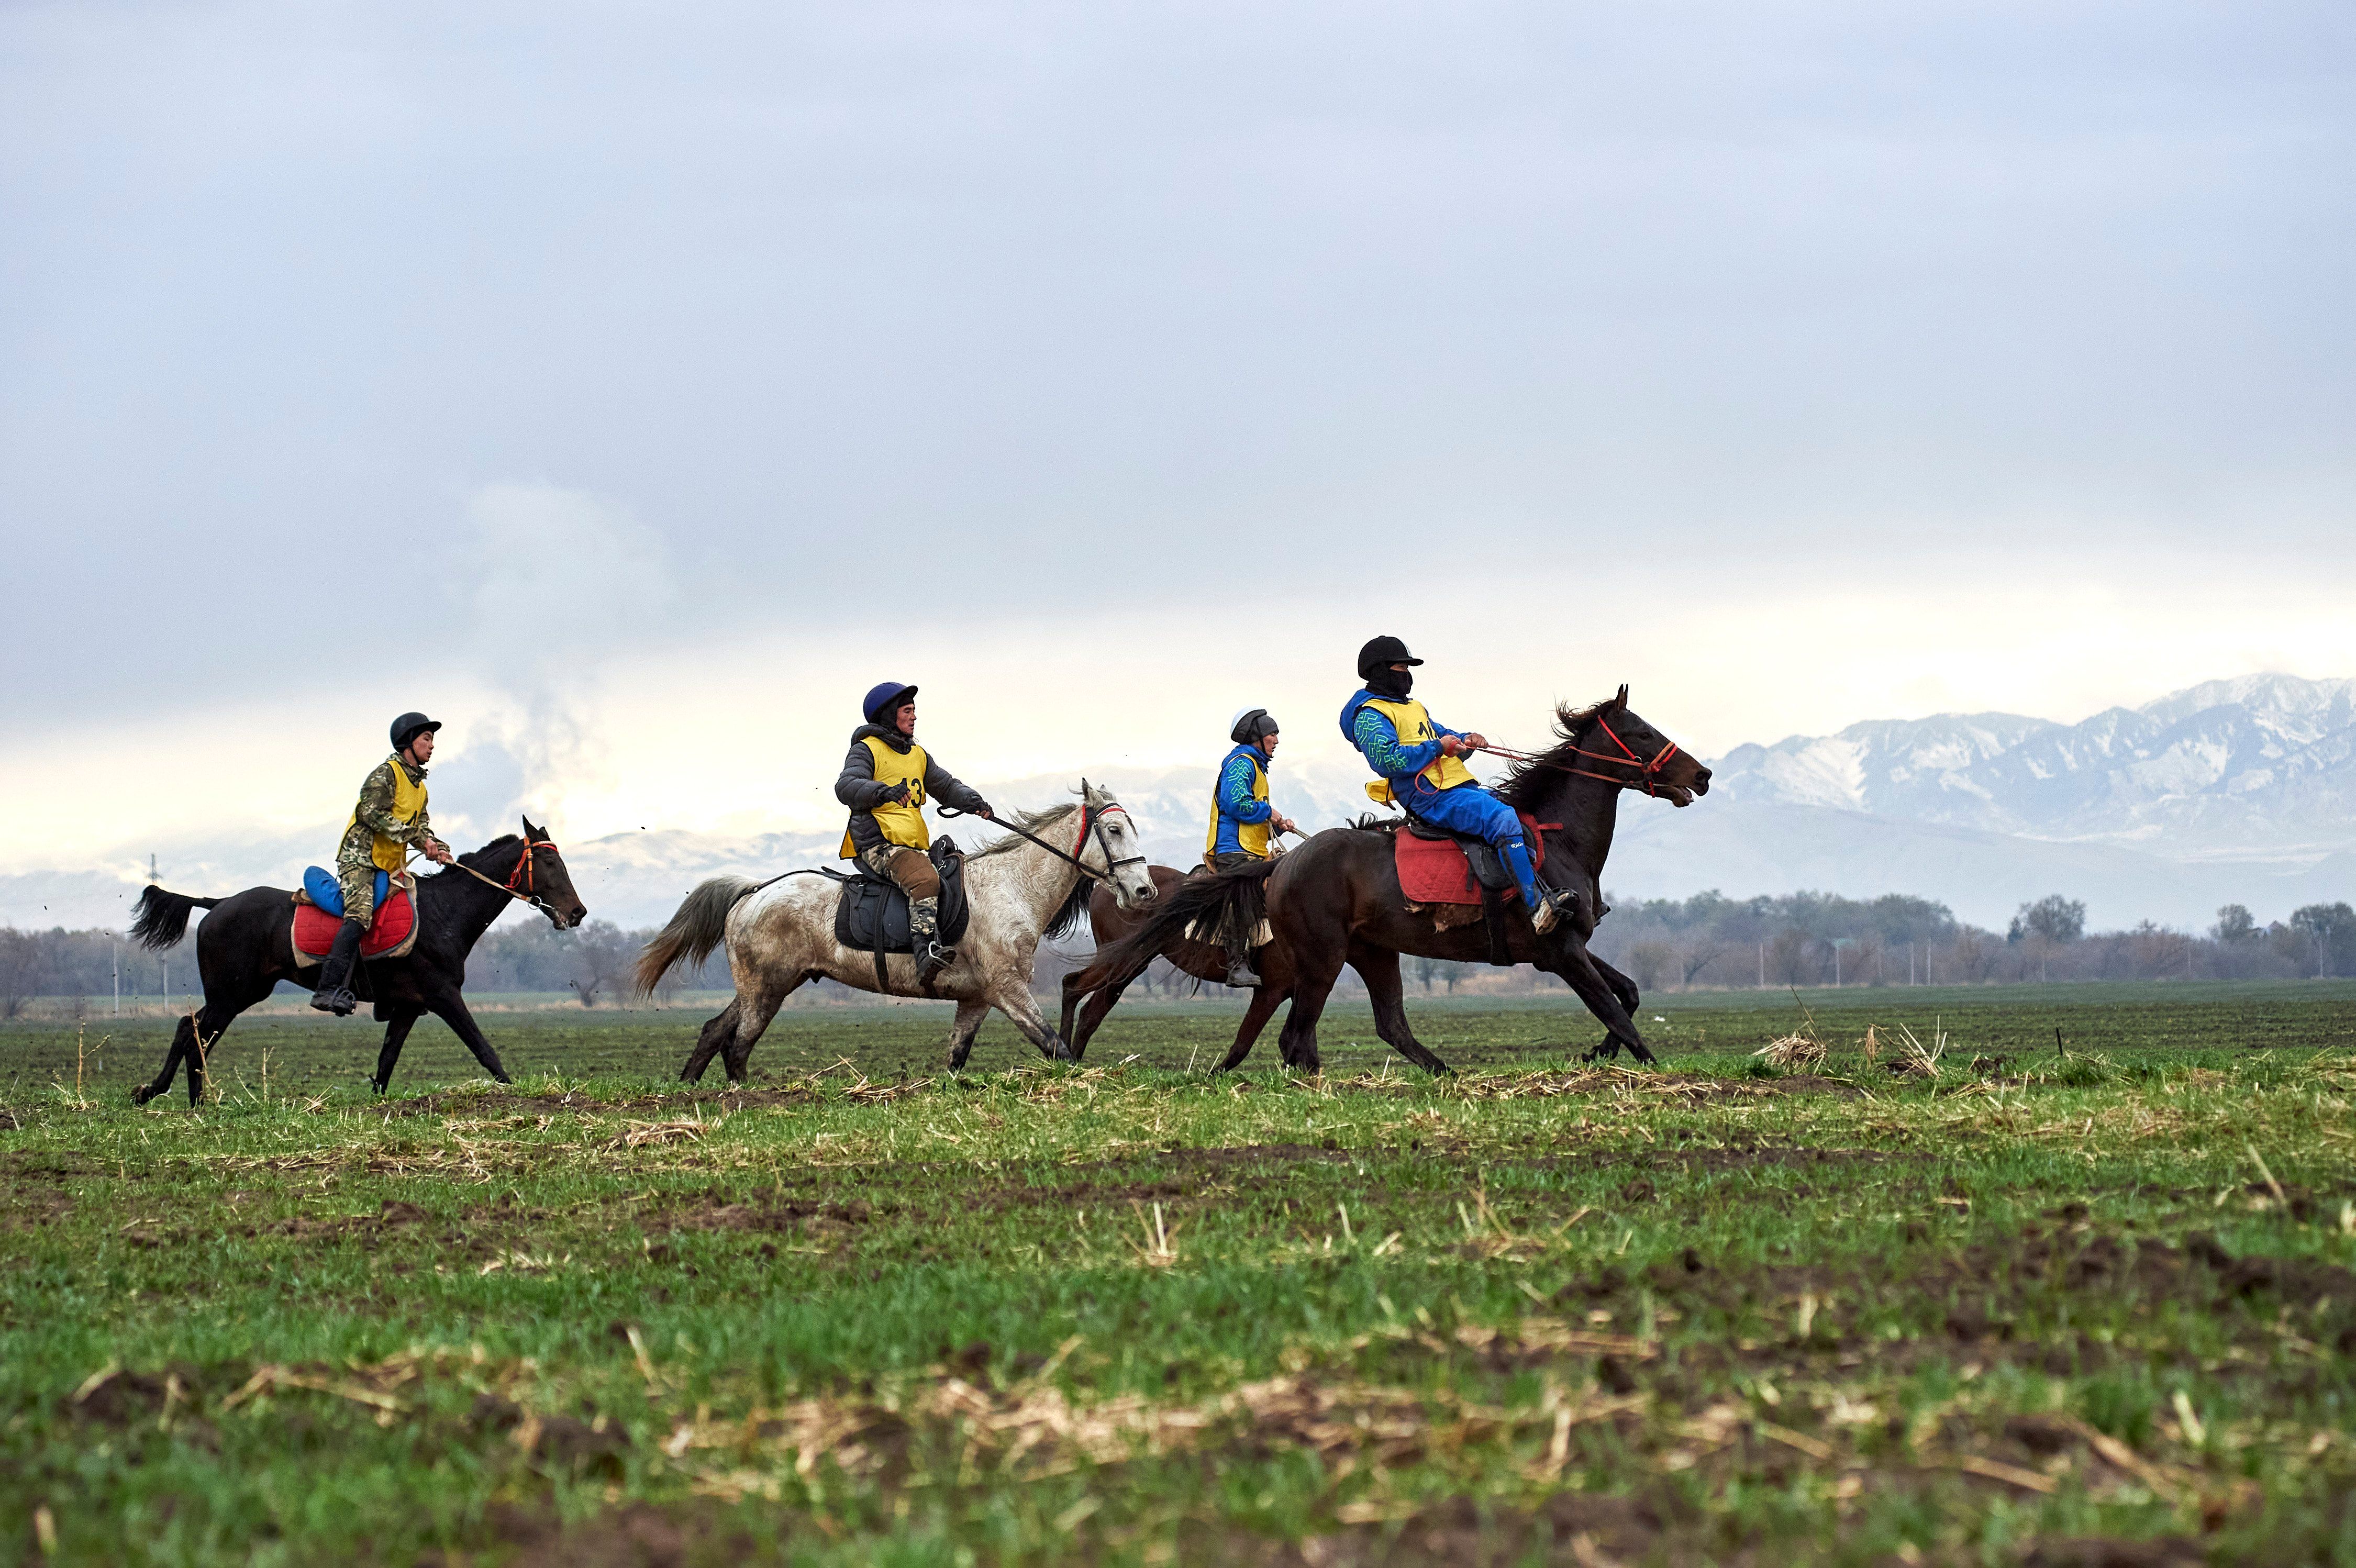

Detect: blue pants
1403,781,1545,913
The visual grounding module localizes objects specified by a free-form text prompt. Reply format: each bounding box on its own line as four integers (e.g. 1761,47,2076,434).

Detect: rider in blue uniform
1339,635,1571,931
1205,707,1297,986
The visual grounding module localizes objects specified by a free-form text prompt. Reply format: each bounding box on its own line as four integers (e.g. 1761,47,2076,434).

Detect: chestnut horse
1057,864,1296,1061
1093,690,1710,1074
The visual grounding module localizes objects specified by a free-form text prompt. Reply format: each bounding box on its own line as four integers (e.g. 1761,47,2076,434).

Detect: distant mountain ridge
1708,673,2356,862
6,674,2350,933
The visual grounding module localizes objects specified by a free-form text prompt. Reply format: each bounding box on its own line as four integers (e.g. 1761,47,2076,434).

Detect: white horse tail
633,875,757,997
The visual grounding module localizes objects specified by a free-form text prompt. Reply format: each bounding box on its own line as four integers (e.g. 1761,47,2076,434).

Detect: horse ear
521,814,542,839
1612,685,1629,712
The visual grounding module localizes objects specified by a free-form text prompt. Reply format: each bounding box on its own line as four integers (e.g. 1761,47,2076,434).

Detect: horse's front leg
424,986,513,1083
1541,941,1655,1065
945,997,989,1072
373,1011,421,1094
1587,952,1641,1017
984,973,1073,1065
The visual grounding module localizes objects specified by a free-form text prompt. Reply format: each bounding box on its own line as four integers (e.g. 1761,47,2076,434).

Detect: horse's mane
459,833,521,867
1350,813,1403,834
968,802,1081,860
1495,700,1612,811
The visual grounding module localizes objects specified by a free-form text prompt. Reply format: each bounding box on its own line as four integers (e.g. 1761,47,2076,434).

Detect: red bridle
1480,716,1683,796
505,837,560,898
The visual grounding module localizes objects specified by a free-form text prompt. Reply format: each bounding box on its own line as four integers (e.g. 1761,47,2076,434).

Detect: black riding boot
1225,949,1260,988
312,917,366,1016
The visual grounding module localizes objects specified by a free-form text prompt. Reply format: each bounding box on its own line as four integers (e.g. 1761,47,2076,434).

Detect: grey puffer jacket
834,725,991,857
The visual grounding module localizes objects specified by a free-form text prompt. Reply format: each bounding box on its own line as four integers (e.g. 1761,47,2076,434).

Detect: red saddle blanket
293,888,417,960
1395,814,1552,906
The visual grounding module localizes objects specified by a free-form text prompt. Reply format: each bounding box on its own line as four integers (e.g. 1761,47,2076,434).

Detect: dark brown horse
124,820,588,1104
1094,690,1709,1074
1057,864,1296,1062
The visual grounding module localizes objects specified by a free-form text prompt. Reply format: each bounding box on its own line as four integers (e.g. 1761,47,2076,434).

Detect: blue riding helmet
862,682,918,725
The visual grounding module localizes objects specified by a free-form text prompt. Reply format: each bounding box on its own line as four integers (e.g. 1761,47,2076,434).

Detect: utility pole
112,938,119,1017
1758,942,1765,987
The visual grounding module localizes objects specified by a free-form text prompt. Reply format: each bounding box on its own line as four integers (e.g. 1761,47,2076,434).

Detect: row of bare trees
1587,890,2356,990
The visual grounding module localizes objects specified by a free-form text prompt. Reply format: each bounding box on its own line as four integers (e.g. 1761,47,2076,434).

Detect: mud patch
2020,1538,2206,1568
423,1500,714,1568
1237,1492,1668,1566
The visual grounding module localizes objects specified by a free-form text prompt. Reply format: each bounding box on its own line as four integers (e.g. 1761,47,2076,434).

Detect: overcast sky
3,1,2350,872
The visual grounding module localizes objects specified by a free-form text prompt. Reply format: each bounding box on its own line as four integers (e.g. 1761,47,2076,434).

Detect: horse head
1555,687,1713,807
1081,780,1160,911
517,815,591,929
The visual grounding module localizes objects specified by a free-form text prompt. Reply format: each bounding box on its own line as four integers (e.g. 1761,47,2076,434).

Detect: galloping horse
1095,690,1710,1074
125,819,588,1103
1057,864,1296,1061
636,784,1159,1080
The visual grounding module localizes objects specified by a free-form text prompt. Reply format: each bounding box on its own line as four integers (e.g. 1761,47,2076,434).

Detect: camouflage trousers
859,845,941,944
334,842,389,925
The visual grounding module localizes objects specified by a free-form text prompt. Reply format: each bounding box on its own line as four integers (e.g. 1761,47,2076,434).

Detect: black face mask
1366,666,1414,699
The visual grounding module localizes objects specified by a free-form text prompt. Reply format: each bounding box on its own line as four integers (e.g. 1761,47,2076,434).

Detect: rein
1474,715,1683,796
417,838,565,920
940,805,1147,886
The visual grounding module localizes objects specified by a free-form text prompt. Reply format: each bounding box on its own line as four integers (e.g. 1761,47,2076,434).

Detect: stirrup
916,940,956,984
312,985,358,1016
1224,955,1261,988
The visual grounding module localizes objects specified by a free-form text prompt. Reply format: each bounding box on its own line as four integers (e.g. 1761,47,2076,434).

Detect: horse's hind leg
1354,947,1451,1075
133,1016,195,1106
945,997,988,1072
178,1000,248,1106
719,977,803,1084
681,999,742,1083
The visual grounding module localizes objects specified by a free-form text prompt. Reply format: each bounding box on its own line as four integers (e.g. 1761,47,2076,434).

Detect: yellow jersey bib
347,755,428,872
1359,696,1477,805
841,736,931,858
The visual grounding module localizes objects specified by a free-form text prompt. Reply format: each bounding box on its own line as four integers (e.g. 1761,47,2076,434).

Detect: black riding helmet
1230,707,1280,746
391,712,442,752
1356,635,1423,680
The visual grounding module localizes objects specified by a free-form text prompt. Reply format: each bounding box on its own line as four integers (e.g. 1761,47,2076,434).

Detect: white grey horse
636,783,1158,1079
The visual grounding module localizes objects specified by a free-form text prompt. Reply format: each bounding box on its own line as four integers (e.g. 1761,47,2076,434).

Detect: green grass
4,983,2354,1564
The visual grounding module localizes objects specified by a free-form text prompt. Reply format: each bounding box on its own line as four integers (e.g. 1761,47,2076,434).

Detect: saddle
290,878,419,967
1393,811,1557,968
828,838,973,990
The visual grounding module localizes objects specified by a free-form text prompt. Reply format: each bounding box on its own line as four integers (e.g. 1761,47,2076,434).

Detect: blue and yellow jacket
1339,690,1477,806
1206,744,1275,859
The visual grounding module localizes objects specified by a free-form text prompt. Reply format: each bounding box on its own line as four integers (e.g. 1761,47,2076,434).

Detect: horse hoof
130,1086,155,1107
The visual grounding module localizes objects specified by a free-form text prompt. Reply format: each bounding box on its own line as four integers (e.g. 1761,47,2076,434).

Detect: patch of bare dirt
2019,1539,2206,1568
419,1502,717,1568
1289,1492,1666,1566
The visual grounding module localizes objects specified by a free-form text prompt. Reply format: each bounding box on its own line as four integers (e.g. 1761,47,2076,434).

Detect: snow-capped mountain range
1707,674,2356,862
7,675,2350,935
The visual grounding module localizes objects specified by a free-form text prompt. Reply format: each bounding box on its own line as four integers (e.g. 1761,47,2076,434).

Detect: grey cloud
2,1,2349,730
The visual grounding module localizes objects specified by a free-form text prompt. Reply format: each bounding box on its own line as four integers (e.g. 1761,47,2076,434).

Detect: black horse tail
127,886,220,950
632,875,757,998
1085,861,1277,990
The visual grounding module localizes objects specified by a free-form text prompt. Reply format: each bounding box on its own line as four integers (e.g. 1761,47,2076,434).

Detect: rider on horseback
1205,707,1298,987
1340,636,1572,932
836,682,994,987
313,711,455,1015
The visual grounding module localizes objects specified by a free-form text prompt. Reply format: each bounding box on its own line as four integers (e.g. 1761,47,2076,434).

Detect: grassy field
4,981,2354,1565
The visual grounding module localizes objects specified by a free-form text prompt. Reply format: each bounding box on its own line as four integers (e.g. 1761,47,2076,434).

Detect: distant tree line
1586,890,2356,991
4,890,2353,1014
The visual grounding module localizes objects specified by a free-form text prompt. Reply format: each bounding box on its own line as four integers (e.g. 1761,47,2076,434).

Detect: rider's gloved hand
973,800,995,819
884,782,913,804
